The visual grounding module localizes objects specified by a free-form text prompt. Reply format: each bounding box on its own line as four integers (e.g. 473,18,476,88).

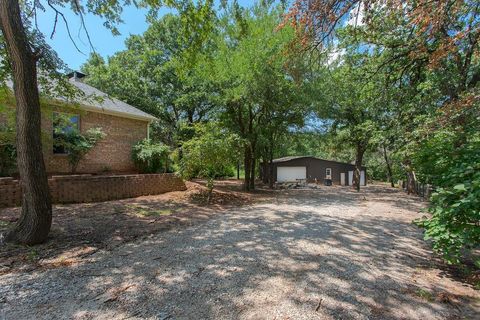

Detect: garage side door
348,170,366,186
277,166,307,182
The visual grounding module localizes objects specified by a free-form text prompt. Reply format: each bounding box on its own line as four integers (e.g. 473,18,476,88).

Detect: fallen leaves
96,284,137,303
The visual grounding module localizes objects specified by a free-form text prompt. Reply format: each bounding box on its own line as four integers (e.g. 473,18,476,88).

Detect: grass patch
126,205,172,217
138,209,172,217
415,288,434,301
26,247,40,262
0,220,11,228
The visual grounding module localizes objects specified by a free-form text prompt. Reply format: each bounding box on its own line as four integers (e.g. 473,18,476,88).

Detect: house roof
272,156,365,167
69,78,157,122
6,75,157,122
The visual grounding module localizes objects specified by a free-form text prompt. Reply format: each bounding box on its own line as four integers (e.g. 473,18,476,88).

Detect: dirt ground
0,181,479,319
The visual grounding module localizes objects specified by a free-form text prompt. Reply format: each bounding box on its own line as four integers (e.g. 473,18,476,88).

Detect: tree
284,0,480,185
212,4,307,190
313,52,382,191
81,13,218,147
284,0,480,263
180,123,240,203
0,0,214,244
0,0,53,244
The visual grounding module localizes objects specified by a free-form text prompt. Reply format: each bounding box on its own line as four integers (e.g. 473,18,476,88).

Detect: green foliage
132,139,170,173
180,122,240,195
132,139,171,173
53,116,105,173
81,12,218,147
0,88,16,176
414,107,480,264
62,128,105,173
0,143,16,177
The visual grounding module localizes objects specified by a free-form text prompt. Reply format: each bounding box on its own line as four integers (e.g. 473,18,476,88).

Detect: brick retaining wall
0,174,186,208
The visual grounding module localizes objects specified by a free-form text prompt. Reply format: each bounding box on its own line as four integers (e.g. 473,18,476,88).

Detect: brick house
5,71,156,174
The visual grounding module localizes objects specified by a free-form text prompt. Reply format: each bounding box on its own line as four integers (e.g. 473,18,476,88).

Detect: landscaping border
0,173,186,208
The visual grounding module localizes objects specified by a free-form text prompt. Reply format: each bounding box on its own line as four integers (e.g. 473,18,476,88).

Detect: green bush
132,139,170,173
179,123,240,202
0,144,16,177
414,109,480,265
0,92,16,176
54,127,105,173
415,136,480,264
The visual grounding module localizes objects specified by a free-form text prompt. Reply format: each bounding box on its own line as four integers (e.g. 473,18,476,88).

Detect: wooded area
0,0,479,265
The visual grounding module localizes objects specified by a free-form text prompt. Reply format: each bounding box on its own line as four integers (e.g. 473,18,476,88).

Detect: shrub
180,123,240,202
54,127,105,173
0,93,16,176
132,139,170,173
414,109,480,265
0,144,16,177
415,136,480,264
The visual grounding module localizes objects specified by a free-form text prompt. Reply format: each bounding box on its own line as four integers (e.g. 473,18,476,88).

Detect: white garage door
348,170,366,186
348,171,353,185
277,166,306,182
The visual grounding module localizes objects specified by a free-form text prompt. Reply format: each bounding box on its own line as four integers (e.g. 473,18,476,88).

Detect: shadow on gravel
1,184,477,319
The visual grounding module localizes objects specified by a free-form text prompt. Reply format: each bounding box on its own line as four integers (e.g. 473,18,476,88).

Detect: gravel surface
1,185,478,319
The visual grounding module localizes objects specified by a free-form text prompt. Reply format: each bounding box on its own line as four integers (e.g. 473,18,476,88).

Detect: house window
326,168,332,179
53,112,79,154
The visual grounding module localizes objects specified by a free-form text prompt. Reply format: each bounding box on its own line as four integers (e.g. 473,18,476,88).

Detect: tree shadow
0,185,478,319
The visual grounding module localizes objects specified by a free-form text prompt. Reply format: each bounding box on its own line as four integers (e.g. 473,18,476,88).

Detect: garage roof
272,156,364,167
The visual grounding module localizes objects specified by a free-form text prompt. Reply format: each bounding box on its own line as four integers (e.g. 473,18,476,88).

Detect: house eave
78,104,157,122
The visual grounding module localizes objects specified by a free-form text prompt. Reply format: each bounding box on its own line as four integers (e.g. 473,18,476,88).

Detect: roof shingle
69,78,156,121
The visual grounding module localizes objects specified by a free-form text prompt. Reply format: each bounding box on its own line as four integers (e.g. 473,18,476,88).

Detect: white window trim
326,168,332,179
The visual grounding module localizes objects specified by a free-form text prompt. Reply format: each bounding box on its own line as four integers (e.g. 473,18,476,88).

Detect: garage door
277,166,306,182
348,170,366,186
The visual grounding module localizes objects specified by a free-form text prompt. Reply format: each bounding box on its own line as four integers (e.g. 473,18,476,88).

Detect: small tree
180,123,240,203
132,139,170,173
54,126,105,173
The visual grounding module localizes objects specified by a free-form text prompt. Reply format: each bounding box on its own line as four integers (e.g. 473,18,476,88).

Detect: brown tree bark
243,145,251,191
353,144,365,192
261,157,268,184
0,0,52,244
267,146,274,189
382,143,395,187
402,159,417,195
249,156,255,190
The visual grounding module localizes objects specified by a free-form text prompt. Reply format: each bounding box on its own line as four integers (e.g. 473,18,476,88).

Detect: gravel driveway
1,185,478,319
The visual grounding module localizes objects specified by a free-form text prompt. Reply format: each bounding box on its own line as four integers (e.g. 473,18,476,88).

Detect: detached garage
270,156,367,186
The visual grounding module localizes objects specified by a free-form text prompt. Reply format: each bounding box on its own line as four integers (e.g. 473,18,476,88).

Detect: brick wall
0,174,186,208
42,109,149,174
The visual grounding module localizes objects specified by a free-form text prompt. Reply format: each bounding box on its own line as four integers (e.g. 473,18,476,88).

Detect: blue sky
36,1,256,71
36,5,167,70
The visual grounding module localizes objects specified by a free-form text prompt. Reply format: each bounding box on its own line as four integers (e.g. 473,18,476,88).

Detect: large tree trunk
261,158,268,184
406,170,417,195
402,159,417,194
268,147,274,189
249,156,255,190
353,144,365,192
382,143,394,187
0,0,52,244
243,145,251,191
236,160,240,180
